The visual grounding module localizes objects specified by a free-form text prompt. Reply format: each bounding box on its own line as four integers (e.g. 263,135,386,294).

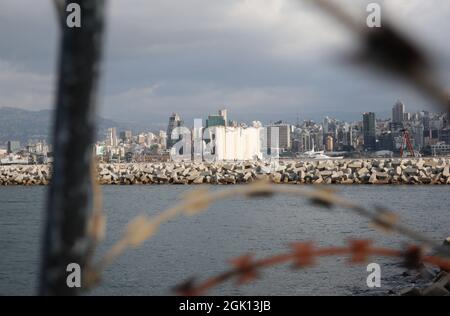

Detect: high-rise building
6,141,20,154
137,133,147,145
206,115,226,128
411,124,424,150
120,130,132,142
159,130,167,149
218,109,228,126
392,101,405,124
299,130,312,152
206,109,228,128
325,135,334,151
347,124,353,147
267,123,291,150
378,131,394,151
323,116,330,134
403,112,411,122
166,113,183,148
363,112,376,151
106,128,118,147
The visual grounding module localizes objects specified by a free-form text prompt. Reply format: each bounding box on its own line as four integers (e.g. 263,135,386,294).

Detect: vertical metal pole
40,0,106,295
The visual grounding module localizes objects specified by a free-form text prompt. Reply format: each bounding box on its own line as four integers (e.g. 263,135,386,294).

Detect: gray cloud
1,0,450,128
0,59,54,109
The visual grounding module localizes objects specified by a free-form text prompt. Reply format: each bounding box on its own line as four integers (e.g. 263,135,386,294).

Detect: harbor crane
399,129,418,158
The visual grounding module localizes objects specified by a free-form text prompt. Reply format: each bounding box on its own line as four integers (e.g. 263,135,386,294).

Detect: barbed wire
173,239,450,296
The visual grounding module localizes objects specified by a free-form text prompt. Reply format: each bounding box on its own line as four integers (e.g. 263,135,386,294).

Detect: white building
204,126,263,161
106,127,118,147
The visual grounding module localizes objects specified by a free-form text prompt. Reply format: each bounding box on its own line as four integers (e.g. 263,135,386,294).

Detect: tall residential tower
166,113,183,148
363,112,376,151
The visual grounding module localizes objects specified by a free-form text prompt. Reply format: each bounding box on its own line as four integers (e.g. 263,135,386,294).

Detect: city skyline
119,102,447,132
86,102,449,163
1,100,448,148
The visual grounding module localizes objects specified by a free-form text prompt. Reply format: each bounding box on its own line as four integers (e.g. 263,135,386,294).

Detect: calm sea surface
0,185,449,296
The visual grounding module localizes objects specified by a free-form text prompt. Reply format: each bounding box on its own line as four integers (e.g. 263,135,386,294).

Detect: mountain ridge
0,106,149,146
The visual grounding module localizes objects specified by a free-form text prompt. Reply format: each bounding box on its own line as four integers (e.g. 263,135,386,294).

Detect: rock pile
400,271,450,296
93,158,450,185
397,238,450,296
1,158,449,185
0,165,51,185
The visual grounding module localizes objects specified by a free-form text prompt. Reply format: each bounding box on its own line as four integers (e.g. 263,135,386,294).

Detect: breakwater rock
398,238,450,296
0,165,51,185
1,158,450,185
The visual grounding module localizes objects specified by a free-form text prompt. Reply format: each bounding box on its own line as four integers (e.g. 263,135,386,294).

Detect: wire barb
174,240,450,295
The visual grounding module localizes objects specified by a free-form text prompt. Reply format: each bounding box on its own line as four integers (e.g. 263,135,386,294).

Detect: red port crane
399,129,416,157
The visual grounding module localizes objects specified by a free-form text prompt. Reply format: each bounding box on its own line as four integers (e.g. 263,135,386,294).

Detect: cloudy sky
1,0,450,129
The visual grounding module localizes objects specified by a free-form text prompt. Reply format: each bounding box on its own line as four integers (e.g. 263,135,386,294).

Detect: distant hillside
0,107,145,146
